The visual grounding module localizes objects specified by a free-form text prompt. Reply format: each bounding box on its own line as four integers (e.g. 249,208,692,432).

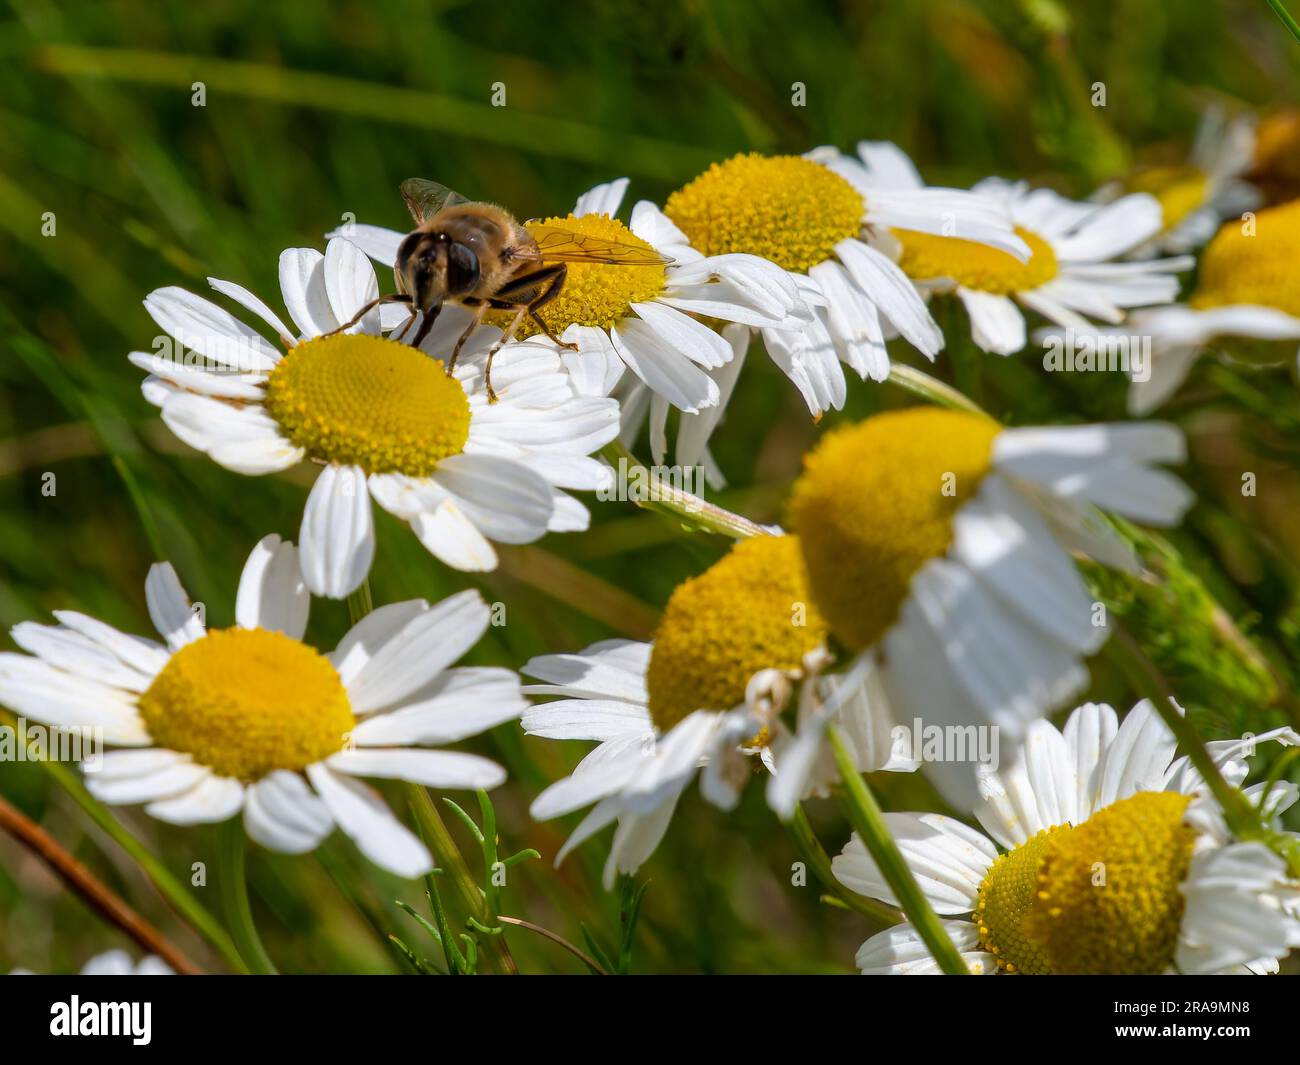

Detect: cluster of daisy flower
5,105,1300,977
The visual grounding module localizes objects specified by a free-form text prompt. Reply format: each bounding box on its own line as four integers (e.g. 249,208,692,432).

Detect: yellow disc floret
664,153,865,273
645,535,828,733
1024,791,1196,974
497,214,667,336
974,825,1067,975
264,333,470,477
893,225,1058,294
1190,199,1300,317
138,627,354,781
789,409,1000,652
1125,165,1210,232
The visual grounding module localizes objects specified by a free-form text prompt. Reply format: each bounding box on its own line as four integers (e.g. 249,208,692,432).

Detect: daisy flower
9,950,174,976
1078,200,1300,414
0,535,526,878
521,534,908,887
331,177,805,421
788,407,1193,804
1108,107,1259,256
641,151,1026,450
133,236,619,598
828,141,1193,356
833,700,1300,974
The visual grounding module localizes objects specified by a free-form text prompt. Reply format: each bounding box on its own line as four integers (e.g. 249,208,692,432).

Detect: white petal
145,774,245,824
234,534,309,639
323,237,380,332
243,770,334,854
328,747,506,790
854,920,995,975
352,667,526,745
278,248,336,337
957,288,1026,355
145,562,205,650
143,287,279,372
832,814,995,913
298,465,374,599
306,764,432,877
322,223,405,266
85,751,211,805
611,318,719,413
343,589,490,713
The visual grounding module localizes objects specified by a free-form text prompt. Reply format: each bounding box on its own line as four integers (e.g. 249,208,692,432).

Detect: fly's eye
445,242,481,295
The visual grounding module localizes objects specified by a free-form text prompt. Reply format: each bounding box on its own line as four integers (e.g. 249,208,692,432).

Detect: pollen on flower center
138,627,354,781
1024,791,1196,974
974,791,1196,974
893,225,1058,294
664,153,866,273
1126,165,1210,231
789,409,1000,652
1189,200,1300,317
263,333,470,477
974,824,1066,975
496,213,667,336
645,535,828,733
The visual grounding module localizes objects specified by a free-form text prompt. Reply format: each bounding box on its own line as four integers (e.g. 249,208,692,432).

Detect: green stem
599,441,767,539
21,732,247,973
1105,624,1258,833
886,363,996,420
216,818,277,975
345,581,373,626
827,727,969,975
787,804,903,926
1266,0,1300,44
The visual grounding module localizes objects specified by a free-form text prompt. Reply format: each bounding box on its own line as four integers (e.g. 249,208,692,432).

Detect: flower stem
216,817,277,975
1266,0,1300,45
347,578,517,973
827,726,969,974
787,803,903,926
12,719,247,973
886,363,996,420
1106,623,1259,834
599,441,767,539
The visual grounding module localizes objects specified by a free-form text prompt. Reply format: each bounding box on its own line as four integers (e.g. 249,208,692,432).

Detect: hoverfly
331,179,672,400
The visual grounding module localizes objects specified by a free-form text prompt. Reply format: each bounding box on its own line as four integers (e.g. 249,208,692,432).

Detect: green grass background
3,0,1300,974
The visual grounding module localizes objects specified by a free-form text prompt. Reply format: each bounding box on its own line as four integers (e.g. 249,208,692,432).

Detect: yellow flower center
663,153,865,273
138,627,354,781
893,225,1058,294
975,791,1196,974
495,214,667,337
645,534,828,733
974,825,1064,975
263,333,470,477
1189,199,1300,317
789,409,1000,652
1125,165,1210,231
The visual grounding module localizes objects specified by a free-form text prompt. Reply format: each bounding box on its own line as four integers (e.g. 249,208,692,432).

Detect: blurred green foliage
3,0,1300,974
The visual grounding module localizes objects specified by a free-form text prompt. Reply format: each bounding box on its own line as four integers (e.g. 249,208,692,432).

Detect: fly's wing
400,178,473,224
524,222,674,266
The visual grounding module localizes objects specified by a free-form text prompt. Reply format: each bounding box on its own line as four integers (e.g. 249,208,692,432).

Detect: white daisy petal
351,667,526,745
243,770,334,854
328,747,506,790
145,562,205,650
234,534,310,639
854,920,995,975
144,774,245,825
278,248,337,337
343,589,490,713
305,764,432,878
298,464,374,599
832,813,996,914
